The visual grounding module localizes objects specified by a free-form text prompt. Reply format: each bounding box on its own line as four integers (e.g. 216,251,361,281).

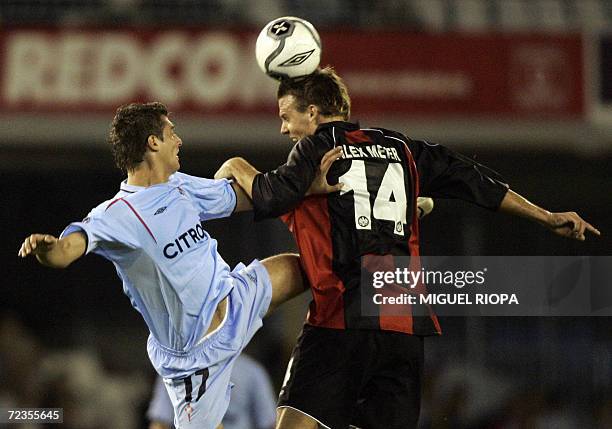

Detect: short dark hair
277,66,351,120
108,102,168,172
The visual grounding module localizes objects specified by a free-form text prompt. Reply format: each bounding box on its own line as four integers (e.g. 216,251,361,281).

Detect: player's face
159,116,182,173
278,95,318,143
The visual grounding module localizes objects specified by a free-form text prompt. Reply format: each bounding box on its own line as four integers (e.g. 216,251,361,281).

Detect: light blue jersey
61,172,236,355
61,172,274,428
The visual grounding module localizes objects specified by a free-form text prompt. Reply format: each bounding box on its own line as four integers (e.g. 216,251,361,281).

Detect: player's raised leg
260,253,307,316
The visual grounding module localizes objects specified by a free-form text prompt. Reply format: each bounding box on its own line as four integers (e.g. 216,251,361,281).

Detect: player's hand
306,147,344,196
545,212,600,241
18,234,58,258
417,197,434,219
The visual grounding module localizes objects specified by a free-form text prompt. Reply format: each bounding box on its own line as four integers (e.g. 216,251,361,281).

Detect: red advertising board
0,27,584,119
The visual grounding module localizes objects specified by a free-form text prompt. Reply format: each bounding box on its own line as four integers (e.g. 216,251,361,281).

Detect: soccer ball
255,16,322,80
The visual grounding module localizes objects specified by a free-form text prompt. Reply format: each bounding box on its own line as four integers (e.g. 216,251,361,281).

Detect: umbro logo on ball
279,49,315,67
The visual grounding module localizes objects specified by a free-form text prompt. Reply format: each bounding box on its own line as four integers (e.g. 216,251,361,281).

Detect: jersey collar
120,180,145,194
120,174,179,193
315,120,360,134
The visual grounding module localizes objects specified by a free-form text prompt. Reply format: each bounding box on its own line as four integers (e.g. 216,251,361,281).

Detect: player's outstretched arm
499,190,600,241
18,232,87,268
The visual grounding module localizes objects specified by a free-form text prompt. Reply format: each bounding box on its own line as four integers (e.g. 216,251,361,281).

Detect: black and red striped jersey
252,121,508,335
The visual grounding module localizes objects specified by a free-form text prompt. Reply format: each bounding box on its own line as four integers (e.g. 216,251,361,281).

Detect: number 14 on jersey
338,160,408,235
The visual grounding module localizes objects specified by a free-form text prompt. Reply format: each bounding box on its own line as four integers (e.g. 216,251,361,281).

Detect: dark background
3,143,611,427
2,0,612,427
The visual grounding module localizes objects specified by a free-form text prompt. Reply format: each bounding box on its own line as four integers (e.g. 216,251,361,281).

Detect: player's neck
126,163,172,187
318,115,347,125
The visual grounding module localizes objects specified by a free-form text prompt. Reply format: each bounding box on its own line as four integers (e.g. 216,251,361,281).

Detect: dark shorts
278,325,424,429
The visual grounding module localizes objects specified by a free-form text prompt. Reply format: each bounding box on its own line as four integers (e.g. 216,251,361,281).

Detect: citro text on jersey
163,221,207,259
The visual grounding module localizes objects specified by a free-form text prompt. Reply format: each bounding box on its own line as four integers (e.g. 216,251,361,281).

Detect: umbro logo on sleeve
154,206,167,216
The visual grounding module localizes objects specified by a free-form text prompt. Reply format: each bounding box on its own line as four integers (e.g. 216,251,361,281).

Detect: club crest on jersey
395,222,403,233
279,50,315,67
154,206,167,216
358,216,370,227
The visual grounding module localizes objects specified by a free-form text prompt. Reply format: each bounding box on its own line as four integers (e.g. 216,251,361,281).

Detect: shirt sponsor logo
163,222,207,259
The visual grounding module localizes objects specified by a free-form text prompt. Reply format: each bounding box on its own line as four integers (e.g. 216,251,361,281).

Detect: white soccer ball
255,16,322,80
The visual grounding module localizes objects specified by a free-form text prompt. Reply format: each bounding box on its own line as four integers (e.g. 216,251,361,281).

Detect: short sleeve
173,173,237,221
60,202,136,256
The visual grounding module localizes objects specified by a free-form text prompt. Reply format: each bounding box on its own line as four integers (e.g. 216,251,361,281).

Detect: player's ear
308,104,320,121
147,135,160,152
